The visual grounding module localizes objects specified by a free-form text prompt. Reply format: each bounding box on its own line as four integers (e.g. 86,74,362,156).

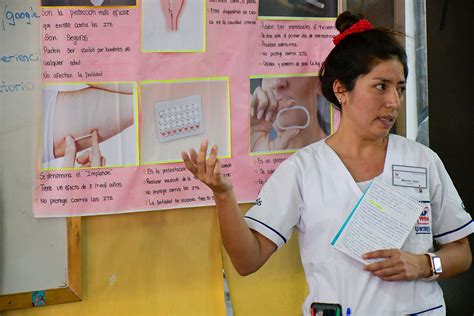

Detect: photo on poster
258,0,338,19
142,0,206,52
40,82,138,170
41,0,137,6
249,74,331,154
140,78,230,164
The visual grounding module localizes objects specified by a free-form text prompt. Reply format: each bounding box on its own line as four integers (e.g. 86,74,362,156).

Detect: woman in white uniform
182,12,473,315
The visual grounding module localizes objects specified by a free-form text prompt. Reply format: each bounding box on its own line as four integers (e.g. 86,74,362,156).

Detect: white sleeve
244,159,303,249
430,154,473,244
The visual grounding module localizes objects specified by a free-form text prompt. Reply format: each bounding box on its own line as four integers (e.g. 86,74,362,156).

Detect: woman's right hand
181,139,233,196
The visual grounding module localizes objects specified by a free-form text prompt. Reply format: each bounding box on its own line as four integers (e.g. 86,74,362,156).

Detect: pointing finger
90,130,101,167
62,135,77,168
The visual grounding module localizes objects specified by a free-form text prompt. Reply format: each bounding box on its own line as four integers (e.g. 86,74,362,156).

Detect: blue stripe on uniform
244,216,287,244
409,304,443,315
433,220,473,238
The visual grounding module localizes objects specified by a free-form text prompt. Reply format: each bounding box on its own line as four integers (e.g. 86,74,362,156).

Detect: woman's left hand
362,249,430,281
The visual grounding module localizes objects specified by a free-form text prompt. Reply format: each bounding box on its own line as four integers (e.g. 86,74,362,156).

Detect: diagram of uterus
90,0,105,5
160,0,185,31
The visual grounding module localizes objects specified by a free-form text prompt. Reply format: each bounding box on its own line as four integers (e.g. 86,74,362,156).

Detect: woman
182,12,473,315
250,76,328,152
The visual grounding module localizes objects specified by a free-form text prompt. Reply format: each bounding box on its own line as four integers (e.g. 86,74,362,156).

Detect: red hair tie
332,19,373,45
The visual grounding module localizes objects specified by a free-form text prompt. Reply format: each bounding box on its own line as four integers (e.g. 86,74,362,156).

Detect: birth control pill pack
154,95,204,143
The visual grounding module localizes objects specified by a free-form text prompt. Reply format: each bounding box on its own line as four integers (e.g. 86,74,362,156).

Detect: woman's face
342,58,406,139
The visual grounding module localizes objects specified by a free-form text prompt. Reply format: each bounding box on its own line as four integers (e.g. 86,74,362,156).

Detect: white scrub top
245,134,473,316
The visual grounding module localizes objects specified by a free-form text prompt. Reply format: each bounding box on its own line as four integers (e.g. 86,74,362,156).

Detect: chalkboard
0,0,81,311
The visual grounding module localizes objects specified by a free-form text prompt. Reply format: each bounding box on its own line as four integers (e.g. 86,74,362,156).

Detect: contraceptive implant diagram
160,0,185,31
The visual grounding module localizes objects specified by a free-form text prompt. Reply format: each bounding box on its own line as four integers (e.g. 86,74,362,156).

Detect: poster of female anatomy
35,0,341,217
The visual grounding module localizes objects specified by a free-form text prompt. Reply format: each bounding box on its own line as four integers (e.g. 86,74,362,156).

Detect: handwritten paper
331,178,424,264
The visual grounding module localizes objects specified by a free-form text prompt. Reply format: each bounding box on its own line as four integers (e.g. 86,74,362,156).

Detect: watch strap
422,252,441,281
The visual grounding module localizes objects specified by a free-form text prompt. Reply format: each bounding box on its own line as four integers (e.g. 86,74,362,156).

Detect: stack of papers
331,178,424,264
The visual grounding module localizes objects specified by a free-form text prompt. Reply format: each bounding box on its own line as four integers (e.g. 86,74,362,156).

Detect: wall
426,0,474,314
4,204,307,316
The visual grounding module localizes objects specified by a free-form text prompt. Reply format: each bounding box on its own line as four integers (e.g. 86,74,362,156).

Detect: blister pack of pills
154,95,204,143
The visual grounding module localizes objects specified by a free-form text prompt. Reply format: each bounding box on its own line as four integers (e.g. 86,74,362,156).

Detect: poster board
34,0,341,217
0,0,81,311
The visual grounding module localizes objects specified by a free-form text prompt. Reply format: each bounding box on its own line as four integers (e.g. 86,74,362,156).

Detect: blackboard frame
0,217,81,311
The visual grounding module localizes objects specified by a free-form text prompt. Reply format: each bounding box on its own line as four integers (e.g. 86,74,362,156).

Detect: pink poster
35,0,341,217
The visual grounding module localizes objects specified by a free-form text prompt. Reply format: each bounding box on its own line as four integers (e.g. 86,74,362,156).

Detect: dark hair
320,11,408,111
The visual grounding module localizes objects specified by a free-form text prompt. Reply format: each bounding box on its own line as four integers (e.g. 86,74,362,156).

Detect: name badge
392,165,427,188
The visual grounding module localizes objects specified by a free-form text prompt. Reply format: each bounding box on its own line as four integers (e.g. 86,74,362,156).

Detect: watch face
433,256,443,274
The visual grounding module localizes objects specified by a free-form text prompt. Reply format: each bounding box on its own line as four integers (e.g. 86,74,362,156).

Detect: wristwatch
422,252,442,281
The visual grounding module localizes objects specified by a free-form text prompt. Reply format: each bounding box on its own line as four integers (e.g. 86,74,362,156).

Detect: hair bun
335,11,364,33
